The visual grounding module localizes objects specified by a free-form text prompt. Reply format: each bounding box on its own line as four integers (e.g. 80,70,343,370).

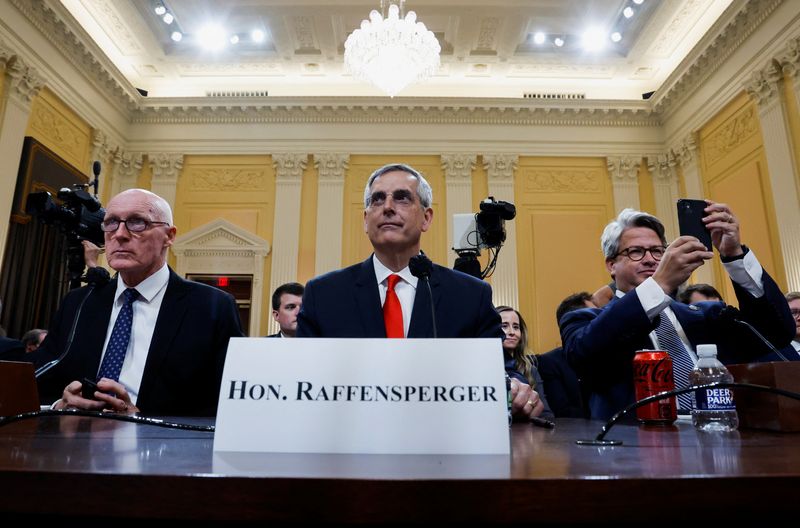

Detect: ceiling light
623,7,634,18
611,32,622,43
554,37,564,47
344,2,441,97
154,5,166,16
171,31,183,42
633,0,644,4
198,24,227,51
163,13,174,24
251,29,265,43
533,32,546,45
581,28,606,52
230,35,240,45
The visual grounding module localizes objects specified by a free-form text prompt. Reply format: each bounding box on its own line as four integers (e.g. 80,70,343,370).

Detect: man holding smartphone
559,201,795,420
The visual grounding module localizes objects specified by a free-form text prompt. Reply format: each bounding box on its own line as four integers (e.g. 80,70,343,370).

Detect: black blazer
33,269,243,416
297,256,503,340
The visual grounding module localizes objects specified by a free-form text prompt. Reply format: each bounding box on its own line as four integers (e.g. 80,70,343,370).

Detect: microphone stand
576,381,800,446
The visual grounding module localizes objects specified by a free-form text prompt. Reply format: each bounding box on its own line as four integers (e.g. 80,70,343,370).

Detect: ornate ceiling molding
129,99,661,127
10,0,139,110
654,0,782,117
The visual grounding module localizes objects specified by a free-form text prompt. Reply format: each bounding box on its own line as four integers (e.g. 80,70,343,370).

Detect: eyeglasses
616,246,667,262
101,218,170,233
367,190,417,208
790,309,800,318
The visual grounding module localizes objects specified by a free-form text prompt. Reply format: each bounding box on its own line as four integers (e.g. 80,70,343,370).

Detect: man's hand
509,378,544,419
81,240,103,269
703,201,744,258
652,236,713,294
54,378,139,414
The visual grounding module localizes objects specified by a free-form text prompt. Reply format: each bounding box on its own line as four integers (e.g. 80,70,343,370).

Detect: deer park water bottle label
694,387,736,411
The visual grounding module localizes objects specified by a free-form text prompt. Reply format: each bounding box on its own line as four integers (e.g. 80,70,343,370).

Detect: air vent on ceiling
523,92,585,100
206,90,269,98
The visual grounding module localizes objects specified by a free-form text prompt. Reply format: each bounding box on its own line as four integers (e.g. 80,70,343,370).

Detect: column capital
116,151,144,178
149,153,184,183
441,154,476,182
607,156,641,182
272,153,308,181
672,133,698,168
313,153,348,182
483,154,518,181
5,55,44,107
746,59,783,107
781,36,800,79
647,153,677,184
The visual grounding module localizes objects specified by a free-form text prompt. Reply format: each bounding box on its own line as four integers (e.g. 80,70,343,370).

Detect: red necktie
383,274,404,338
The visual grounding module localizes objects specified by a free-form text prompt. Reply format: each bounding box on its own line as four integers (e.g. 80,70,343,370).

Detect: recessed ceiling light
154,5,166,16
163,13,174,24
230,35,240,44
611,32,622,43
554,37,564,47
533,32,546,45
581,28,606,52
251,29,265,43
623,7,634,18
633,0,644,4
171,31,182,42
198,24,227,51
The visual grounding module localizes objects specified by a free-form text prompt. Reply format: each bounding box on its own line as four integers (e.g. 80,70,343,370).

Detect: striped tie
655,313,695,411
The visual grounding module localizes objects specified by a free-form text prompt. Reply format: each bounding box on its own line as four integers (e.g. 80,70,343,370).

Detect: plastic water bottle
689,344,739,432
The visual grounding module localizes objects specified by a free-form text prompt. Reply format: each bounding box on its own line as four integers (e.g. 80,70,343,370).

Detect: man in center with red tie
298,163,543,419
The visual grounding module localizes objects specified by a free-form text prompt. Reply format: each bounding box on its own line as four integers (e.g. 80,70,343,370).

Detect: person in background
538,292,596,419
677,283,723,304
268,282,304,338
21,328,47,353
496,305,553,420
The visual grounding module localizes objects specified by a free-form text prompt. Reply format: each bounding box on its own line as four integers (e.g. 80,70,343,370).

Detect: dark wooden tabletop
0,414,797,522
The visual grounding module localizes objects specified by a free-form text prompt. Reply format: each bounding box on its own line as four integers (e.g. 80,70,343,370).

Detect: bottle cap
696,344,718,358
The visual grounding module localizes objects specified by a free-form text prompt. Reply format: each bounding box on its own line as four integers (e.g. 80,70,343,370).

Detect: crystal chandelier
344,1,441,97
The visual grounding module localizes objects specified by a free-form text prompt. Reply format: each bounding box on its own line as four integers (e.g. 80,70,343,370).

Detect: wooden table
0,415,796,522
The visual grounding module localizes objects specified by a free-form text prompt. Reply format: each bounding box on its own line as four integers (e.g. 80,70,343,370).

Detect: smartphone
677,199,712,251
81,377,99,400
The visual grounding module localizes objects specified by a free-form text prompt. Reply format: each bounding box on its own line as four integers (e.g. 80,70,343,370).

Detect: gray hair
786,292,800,303
363,163,433,209
601,208,666,259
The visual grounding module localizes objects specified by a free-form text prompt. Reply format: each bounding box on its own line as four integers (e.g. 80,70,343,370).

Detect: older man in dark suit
297,163,540,420
33,189,243,416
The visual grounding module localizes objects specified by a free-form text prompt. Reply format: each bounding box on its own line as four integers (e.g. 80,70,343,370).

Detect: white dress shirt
97,263,170,404
372,254,419,337
627,250,765,364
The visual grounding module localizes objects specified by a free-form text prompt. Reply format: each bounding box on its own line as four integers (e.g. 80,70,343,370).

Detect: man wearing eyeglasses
32,189,244,416
297,164,541,420
559,205,794,420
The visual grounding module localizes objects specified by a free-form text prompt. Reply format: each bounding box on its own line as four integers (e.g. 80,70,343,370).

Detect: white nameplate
213,338,509,455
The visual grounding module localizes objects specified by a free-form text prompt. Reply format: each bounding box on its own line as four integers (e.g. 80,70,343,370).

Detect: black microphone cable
34,284,96,378
0,408,214,432
719,305,789,361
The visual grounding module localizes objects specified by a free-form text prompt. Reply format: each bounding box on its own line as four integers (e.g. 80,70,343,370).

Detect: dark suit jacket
537,347,589,419
560,269,794,420
297,256,503,340
267,332,281,338
0,337,25,361
32,269,244,416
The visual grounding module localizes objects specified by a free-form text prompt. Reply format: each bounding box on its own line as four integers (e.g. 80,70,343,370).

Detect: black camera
452,197,516,279
26,187,105,248
476,197,516,248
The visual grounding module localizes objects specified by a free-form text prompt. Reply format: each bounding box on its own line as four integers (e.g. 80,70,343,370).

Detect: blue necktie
655,312,695,410
97,288,138,382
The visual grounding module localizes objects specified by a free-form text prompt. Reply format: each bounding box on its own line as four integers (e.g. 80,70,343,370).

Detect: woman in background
496,305,554,420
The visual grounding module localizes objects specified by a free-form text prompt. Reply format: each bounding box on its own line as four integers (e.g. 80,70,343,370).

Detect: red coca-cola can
632,350,677,424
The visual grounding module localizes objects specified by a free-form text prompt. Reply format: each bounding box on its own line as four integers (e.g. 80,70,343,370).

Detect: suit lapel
670,300,707,347
408,264,441,338
354,257,386,337
138,270,189,402
77,281,117,374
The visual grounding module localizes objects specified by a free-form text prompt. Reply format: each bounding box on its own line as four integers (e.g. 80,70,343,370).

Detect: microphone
91,161,101,196
409,251,437,338
716,305,789,362
34,285,96,378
